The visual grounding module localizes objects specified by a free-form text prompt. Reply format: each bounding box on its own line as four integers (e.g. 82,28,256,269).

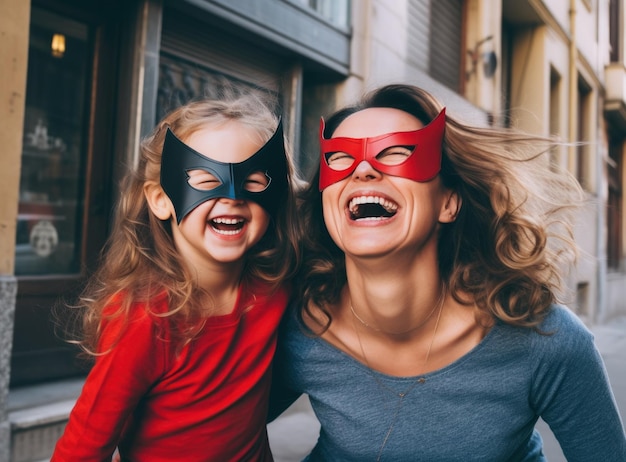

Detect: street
268,317,626,461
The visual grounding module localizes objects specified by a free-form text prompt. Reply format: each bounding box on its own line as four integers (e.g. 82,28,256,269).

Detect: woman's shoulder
525,304,596,361
496,304,590,338
278,301,322,348
538,304,592,337
279,300,306,332
488,304,595,362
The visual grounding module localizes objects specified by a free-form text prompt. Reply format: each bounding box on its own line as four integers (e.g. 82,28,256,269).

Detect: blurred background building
1,0,625,460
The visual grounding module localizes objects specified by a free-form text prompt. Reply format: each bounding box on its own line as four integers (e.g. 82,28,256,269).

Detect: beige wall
544,0,571,32
509,26,549,134
464,0,503,115
575,0,601,73
338,0,487,125
0,0,30,276
309,0,620,322
487,0,623,321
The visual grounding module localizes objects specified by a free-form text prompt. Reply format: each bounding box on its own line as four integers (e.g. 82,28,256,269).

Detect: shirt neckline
299,312,501,382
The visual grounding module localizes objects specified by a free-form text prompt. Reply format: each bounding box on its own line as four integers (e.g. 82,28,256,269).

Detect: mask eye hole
244,171,271,193
187,169,222,191
376,145,415,166
325,151,355,171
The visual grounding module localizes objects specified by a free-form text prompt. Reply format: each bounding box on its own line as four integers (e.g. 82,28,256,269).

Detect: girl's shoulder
102,289,170,321
241,279,291,311
97,290,172,353
246,278,291,297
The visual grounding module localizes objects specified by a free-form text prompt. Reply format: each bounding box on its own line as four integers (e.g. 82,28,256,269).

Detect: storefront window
16,9,88,275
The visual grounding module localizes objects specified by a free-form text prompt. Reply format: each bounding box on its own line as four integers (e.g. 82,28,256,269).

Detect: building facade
0,0,624,460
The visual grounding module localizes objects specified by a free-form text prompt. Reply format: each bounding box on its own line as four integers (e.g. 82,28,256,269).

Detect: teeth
213,229,241,235
210,217,245,235
348,196,398,214
212,217,244,225
353,216,387,221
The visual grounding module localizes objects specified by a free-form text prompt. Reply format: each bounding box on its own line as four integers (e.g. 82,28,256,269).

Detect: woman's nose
352,160,381,181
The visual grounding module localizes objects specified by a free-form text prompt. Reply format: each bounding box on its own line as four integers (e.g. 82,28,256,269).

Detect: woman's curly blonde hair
297,83,583,332
71,89,301,356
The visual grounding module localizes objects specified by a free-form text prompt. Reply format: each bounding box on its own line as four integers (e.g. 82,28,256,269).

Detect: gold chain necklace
350,283,445,336
351,289,445,462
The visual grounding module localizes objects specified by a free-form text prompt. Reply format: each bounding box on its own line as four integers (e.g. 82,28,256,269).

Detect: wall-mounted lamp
466,35,497,80
482,50,498,78
51,33,66,58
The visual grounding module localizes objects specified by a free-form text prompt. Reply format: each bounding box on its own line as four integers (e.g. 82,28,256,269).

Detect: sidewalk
268,395,319,462
268,316,626,462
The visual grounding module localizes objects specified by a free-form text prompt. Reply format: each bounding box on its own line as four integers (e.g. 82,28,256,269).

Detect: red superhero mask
318,108,446,190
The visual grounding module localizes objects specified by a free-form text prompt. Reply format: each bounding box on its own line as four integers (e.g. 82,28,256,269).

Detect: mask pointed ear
144,180,174,221
439,189,461,223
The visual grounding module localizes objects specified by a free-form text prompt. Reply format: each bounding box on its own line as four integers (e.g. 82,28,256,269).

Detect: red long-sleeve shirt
51,281,288,461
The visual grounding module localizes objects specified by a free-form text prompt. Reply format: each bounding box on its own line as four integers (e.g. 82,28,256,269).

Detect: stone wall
0,277,17,462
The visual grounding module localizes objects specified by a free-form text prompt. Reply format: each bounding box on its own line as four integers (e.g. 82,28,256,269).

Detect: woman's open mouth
348,195,398,221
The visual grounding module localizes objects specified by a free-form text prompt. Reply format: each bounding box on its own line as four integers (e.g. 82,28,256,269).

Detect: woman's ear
144,181,174,221
439,189,461,224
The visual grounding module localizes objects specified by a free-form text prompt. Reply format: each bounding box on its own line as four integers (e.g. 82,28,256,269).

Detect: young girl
51,90,300,461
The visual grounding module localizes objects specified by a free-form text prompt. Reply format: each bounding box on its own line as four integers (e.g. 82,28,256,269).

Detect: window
16,9,89,276
576,77,592,189
609,0,620,63
286,0,350,28
575,281,590,318
607,140,623,270
156,54,278,125
429,0,464,91
11,2,119,387
407,0,464,93
549,67,562,169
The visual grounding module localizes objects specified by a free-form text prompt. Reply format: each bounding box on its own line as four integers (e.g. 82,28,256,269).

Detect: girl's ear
144,181,174,221
439,189,461,224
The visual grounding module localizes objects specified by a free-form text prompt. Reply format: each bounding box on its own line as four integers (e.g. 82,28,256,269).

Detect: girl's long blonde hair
72,89,300,355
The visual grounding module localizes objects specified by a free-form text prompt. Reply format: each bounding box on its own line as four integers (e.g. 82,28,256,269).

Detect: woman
270,84,626,461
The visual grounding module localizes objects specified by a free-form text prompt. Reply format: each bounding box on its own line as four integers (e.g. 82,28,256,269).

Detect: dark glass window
16,9,88,276
609,0,620,63
607,140,622,270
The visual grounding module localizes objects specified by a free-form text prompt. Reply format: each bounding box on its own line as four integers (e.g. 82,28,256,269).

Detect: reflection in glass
16,9,88,275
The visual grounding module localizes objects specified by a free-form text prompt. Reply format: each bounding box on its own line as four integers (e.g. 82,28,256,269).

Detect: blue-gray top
270,304,626,461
